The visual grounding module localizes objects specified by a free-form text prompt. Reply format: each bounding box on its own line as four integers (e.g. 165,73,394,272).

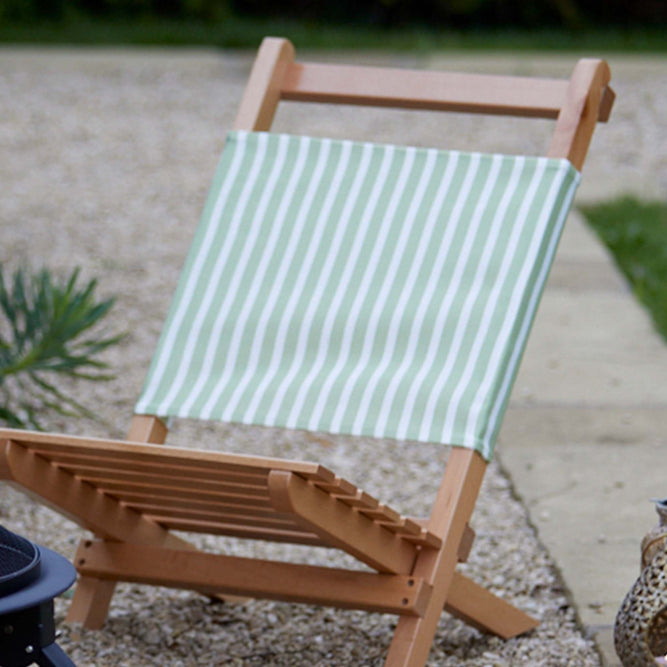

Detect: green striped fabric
135,131,580,460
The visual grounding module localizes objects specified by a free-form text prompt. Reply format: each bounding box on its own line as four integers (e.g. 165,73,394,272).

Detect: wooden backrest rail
233,37,613,173
281,62,612,121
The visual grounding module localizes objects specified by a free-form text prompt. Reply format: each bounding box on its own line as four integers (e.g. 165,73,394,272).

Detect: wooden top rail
234,38,614,171
281,61,613,122
283,62,563,119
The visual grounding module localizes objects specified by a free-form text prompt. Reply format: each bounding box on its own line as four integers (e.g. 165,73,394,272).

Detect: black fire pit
0,526,76,667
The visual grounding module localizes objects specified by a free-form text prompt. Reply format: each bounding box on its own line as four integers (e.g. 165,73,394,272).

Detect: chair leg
445,571,538,638
385,448,487,666
384,549,459,667
66,575,116,629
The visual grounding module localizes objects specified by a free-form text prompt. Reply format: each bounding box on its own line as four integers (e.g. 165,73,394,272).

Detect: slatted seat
0,37,614,666
2,431,441,553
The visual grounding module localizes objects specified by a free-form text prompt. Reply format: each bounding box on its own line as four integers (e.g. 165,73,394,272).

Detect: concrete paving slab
499,411,667,621
514,289,667,407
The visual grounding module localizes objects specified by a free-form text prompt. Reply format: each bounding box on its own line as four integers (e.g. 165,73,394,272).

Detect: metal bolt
3,625,13,635
25,645,34,654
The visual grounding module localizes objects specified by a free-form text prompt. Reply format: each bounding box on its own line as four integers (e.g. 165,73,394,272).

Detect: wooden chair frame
0,38,614,666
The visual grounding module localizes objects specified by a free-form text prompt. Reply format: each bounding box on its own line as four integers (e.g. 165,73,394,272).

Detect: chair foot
445,571,538,639
66,576,116,630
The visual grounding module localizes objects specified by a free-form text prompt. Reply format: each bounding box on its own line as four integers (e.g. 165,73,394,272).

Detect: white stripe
437,156,526,442
393,154,482,440
329,147,434,433
480,165,578,458
207,136,314,420
306,145,400,430
198,135,324,422
266,142,373,426
135,131,251,414
371,151,461,437
242,139,348,423
281,143,381,428
416,154,504,442
172,133,290,417
348,148,440,434
263,141,357,424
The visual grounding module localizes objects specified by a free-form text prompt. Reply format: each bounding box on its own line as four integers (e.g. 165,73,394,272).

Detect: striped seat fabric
135,131,580,460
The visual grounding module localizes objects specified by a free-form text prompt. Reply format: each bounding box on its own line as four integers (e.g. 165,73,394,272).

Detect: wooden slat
0,429,335,482
46,451,271,485
150,517,325,545
282,62,571,119
381,517,423,538
337,489,379,509
76,477,269,503
311,476,358,497
99,483,270,507
120,502,287,524
402,529,443,550
358,503,402,524
76,540,432,616
119,497,292,520
62,466,267,494
111,490,272,511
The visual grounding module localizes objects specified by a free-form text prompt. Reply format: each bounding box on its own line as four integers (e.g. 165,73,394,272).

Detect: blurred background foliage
2,0,666,27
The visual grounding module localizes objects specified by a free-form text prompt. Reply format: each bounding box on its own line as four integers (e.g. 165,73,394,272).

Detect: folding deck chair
0,38,614,665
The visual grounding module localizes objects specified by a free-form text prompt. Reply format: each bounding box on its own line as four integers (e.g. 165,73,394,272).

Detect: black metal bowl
0,525,41,598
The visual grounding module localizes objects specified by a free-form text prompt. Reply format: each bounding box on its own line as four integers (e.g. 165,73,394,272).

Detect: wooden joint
234,37,295,132
547,58,613,170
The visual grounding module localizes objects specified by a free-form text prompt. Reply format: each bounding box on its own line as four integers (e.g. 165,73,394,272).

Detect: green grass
1,17,667,52
580,197,667,342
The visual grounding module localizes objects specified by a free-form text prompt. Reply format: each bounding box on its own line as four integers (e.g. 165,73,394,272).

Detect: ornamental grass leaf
0,264,124,429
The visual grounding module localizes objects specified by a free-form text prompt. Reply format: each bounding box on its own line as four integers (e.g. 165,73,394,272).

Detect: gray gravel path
2,47,657,666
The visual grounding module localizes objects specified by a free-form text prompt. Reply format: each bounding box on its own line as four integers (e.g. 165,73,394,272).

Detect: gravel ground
1,48,664,666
